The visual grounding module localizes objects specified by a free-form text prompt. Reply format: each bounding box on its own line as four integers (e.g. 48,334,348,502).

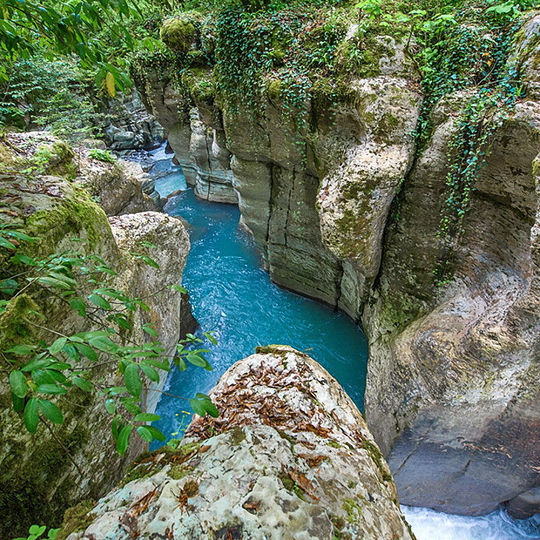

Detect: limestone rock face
316,77,421,316
166,111,238,203
108,211,194,412
63,347,413,540
363,97,540,516
136,33,419,314
2,131,158,216
133,12,540,518
103,90,164,151
0,134,193,535
80,157,157,216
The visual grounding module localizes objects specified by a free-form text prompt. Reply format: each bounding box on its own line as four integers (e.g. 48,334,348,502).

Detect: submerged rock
62,347,413,540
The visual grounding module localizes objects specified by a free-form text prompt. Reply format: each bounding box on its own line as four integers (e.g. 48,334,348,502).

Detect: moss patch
363,440,392,482
229,426,246,445
161,17,197,53
56,499,96,540
342,498,363,524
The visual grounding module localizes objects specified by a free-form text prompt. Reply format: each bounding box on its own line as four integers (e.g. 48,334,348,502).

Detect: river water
142,145,540,540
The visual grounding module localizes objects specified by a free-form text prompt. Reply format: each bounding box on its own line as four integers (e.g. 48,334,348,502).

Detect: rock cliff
59,347,413,540
0,133,194,535
131,8,540,517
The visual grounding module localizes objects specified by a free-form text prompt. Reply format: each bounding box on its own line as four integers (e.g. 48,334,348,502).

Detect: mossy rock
56,499,96,540
160,17,197,53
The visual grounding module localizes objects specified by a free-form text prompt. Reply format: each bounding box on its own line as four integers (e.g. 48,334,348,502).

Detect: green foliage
0,218,220,460
88,149,116,163
0,0,141,91
0,57,102,139
13,524,59,540
404,0,529,284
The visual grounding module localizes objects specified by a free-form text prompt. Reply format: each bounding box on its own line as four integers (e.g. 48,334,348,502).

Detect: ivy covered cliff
129,0,540,519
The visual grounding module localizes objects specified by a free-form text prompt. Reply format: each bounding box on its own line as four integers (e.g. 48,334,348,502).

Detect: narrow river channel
138,145,540,540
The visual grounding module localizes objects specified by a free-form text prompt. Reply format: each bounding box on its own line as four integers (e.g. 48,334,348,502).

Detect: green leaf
88,293,112,310
133,412,160,422
94,288,125,300
49,337,67,355
38,399,64,424
141,255,159,269
190,395,219,418
170,284,187,294
29,524,47,536
12,392,24,413
186,353,206,368
203,400,219,418
63,343,79,360
68,297,86,317
9,370,27,398
0,236,16,250
74,343,98,362
140,364,159,383
124,363,142,399
109,386,127,396
24,398,39,433
116,424,132,455
73,377,93,392
146,425,166,441
105,399,116,414
37,384,67,395
189,398,206,417
175,355,187,372
204,331,218,345
0,278,18,295
122,399,141,415
96,265,118,276
12,254,37,266
48,272,77,288
32,369,57,386
21,355,52,372
6,344,35,355
112,417,121,441
142,324,158,337
89,336,117,353
137,426,153,442
8,230,37,242
37,276,73,290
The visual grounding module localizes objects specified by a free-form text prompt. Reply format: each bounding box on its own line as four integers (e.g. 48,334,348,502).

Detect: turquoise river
137,145,540,540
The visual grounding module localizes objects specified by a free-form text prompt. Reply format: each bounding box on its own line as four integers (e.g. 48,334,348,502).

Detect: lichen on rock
63,347,413,540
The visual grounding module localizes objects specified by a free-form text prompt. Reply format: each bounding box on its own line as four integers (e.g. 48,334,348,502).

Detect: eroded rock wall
133,11,540,518
136,31,420,315
60,347,413,540
363,97,540,516
0,133,193,535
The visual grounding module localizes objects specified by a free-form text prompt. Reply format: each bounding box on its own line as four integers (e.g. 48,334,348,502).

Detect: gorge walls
133,9,540,517
0,133,195,535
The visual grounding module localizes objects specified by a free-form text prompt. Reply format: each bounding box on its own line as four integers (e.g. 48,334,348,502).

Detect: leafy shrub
88,149,117,163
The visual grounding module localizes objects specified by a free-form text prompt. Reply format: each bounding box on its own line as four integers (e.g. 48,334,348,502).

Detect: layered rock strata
133,11,540,517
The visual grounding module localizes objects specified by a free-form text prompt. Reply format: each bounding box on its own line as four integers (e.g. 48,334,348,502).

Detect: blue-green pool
152,183,368,439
